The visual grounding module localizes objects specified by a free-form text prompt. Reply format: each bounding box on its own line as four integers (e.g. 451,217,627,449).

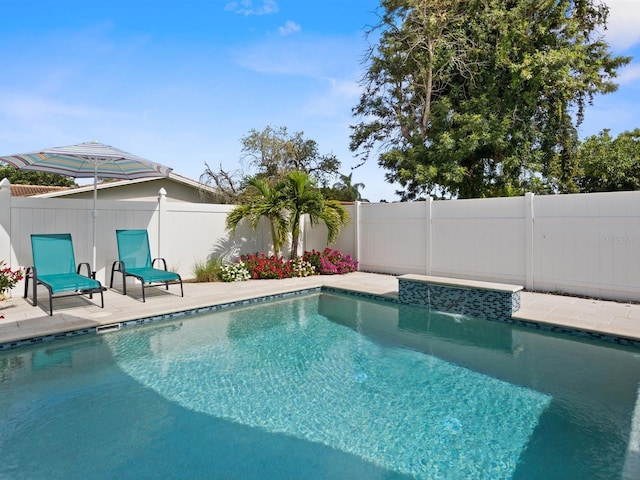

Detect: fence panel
431,196,526,284
358,202,428,275
303,204,356,256
533,192,640,300
162,202,272,278
9,197,158,284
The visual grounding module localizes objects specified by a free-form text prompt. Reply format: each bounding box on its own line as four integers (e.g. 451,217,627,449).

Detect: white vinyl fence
0,181,273,288
305,191,640,302
2,177,639,302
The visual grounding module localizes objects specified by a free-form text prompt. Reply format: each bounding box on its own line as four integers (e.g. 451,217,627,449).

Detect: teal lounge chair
110,229,183,302
24,233,104,316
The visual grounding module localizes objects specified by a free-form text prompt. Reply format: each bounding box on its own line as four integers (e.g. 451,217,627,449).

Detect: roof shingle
9,185,71,197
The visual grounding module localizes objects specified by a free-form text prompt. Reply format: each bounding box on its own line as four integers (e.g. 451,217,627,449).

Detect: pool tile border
0,288,321,351
0,327,97,351
323,287,640,348
119,287,323,329
1,286,639,352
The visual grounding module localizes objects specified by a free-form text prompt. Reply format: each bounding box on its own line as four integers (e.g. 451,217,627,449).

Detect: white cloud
278,21,301,36
304,78,363,117
602,0,640,50
224,0,278,16
617,62,640,84
233,36,362,78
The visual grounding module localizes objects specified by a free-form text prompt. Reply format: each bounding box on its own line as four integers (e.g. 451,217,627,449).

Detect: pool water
1,292,639,479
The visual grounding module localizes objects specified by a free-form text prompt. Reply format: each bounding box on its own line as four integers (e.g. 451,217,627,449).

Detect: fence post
425,196,433,275
354,201,361,270
157,188,167,258
0,179,12,267
525,192,535,290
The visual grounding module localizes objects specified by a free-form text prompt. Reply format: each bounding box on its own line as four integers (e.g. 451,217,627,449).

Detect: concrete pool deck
0,271,639,348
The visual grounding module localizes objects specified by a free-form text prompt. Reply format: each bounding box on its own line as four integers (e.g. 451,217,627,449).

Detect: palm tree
332,172,365,201
283,171,350,258
225,177,288,256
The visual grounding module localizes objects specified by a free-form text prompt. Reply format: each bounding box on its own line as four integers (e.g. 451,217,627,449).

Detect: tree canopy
577,129,640,193
239,126,341,186
350,0,630,199
201,126,345,203
0,165,75,187
321,172,367,202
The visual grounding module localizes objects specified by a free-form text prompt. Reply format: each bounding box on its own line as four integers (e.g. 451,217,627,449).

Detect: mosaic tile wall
398,278,520,322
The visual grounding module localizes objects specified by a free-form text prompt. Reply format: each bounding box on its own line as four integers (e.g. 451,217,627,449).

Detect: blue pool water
1,292,639,479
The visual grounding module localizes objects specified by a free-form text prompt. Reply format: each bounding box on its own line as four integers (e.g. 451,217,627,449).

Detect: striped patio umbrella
0,141,173,274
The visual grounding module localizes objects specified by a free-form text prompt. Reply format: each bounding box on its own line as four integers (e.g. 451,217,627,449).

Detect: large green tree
240,125,341,186
577,128,640,192
350,0,630,199
0,165,75,187
200,126,342,203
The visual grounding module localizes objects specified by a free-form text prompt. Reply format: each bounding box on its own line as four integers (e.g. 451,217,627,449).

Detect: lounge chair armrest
152,257,169,271
111,260,126,273
25,266,37,279
77,262,93,278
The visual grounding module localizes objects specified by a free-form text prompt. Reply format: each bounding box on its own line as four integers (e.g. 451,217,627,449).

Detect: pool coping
2,281,640,352
0,287,325,351
397,274,524,293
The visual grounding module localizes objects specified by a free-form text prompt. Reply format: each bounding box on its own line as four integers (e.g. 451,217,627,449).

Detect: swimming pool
1,292,638,479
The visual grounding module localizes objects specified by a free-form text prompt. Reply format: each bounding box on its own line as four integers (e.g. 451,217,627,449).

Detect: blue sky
0,0,639,202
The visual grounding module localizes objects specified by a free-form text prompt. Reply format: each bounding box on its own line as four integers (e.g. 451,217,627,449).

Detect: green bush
193,256,224,282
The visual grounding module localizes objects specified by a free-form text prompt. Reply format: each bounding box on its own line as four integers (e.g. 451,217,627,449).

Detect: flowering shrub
219,263,251,282
241,253,292,279
303,248,358,275
235,250,356,280
0,261,23,300
288,257,315,278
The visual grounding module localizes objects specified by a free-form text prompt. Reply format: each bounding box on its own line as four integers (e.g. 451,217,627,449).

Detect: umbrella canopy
1,141,172,180
0,141,173,274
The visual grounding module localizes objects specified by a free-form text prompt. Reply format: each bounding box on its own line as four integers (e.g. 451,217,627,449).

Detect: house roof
10,184,72,197
32,172,218,198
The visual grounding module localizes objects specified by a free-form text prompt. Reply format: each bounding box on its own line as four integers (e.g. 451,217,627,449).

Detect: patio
1,272,639,349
